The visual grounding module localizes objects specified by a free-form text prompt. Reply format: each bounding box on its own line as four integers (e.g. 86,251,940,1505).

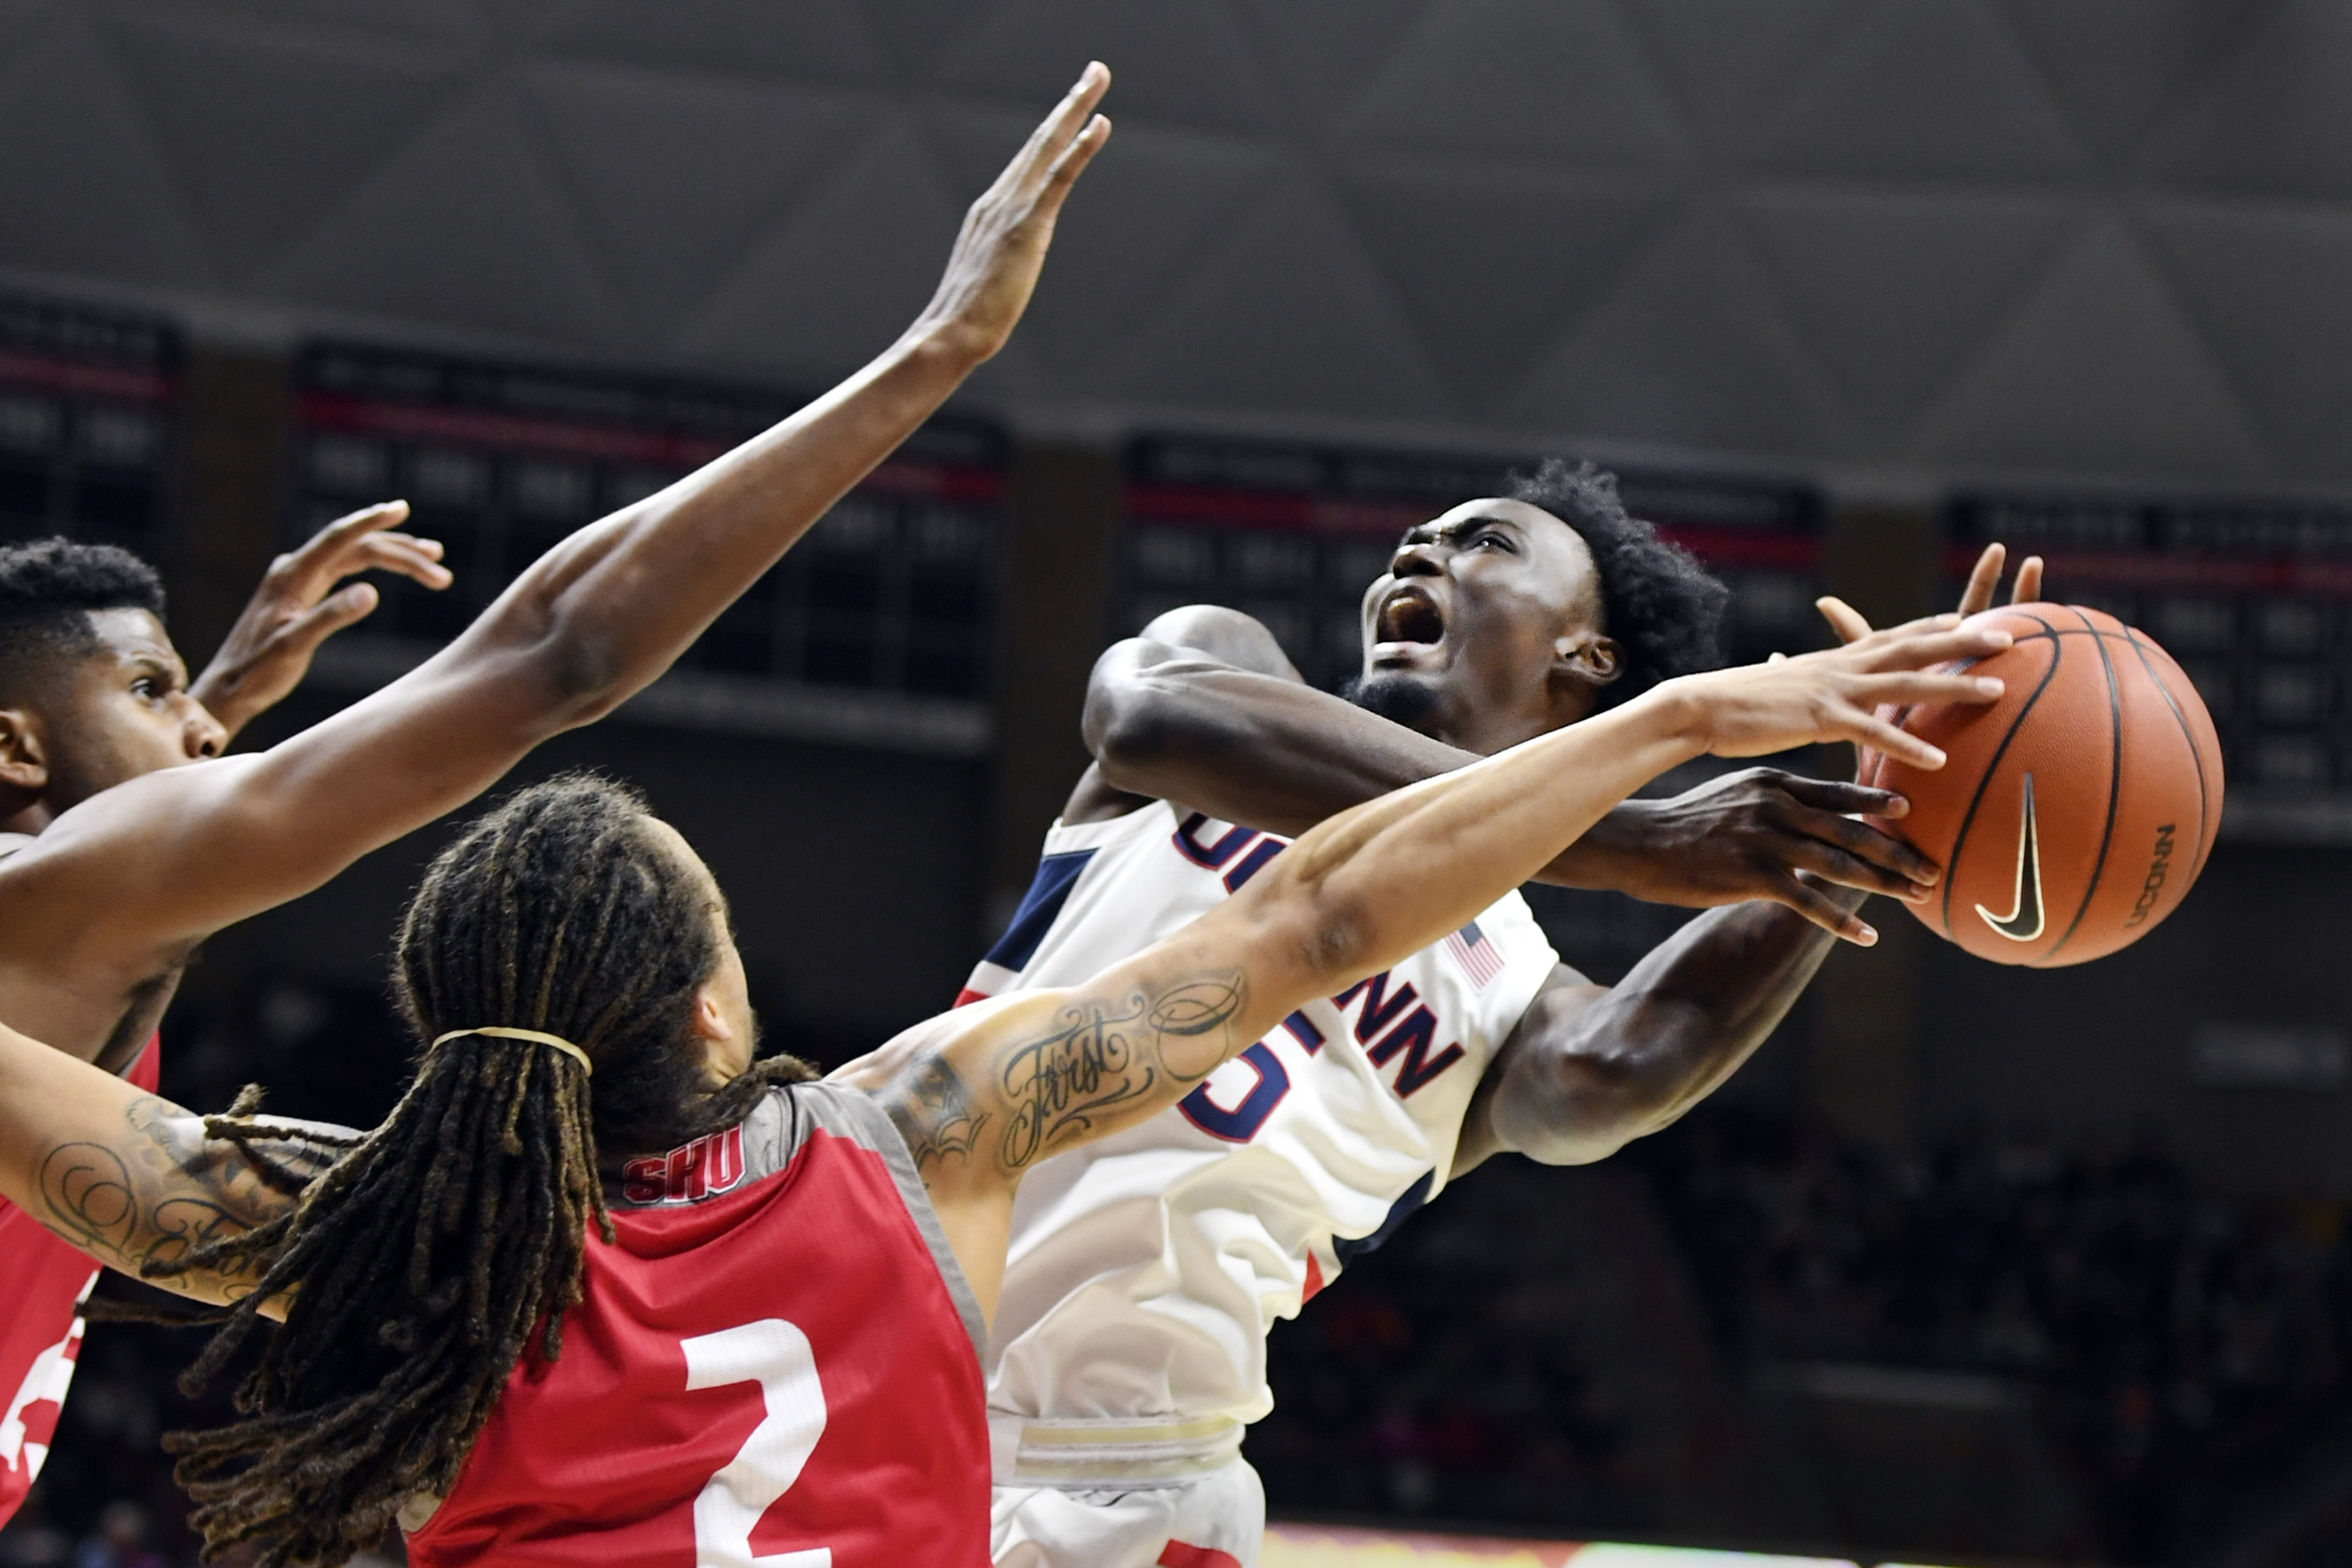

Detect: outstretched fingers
2011,554,2045,604
1815,594,1873,645
1956,543,2007,617
1006,63,1110,199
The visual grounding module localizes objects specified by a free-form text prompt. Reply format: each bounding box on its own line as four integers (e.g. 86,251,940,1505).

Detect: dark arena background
3,4,2352,1567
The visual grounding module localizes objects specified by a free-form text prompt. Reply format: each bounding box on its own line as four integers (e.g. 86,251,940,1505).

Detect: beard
1342,670,1443,730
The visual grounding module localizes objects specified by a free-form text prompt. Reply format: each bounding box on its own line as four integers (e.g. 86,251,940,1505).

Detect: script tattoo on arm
881,1055,992,1177
994,973,1244,1172
35,1096,323,1298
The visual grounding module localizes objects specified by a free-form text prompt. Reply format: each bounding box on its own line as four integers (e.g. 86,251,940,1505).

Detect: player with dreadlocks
0,610,2012,1564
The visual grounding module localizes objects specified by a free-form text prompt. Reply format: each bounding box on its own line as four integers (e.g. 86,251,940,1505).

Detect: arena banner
286,342,1007,755
1260,1525,1857,1567
0,293,180,562
1949,491,2352,841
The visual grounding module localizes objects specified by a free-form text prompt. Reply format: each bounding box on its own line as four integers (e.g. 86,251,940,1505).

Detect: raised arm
850,614,2015,1313
1081,610,1939,938
0,69,1111,1039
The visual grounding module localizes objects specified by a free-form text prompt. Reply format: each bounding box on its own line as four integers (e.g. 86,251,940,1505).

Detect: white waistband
988,1412,1245,1487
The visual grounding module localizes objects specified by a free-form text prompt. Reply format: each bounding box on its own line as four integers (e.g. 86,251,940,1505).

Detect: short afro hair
0,536,166,698
1506,459,1728,707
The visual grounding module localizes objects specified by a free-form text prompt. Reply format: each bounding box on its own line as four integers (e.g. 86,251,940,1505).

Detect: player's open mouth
1373,585,1445,648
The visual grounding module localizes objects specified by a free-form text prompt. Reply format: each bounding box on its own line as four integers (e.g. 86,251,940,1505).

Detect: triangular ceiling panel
1222,0,1429,128
525,62,878,329
1614,0,1870,156
259,81,627,348
1339,159,1680,411
1741,187,2076,444
671,118,967,382
1757,0,2084,179
1343,0,1689,168
935,0,1278,137
104,10,462,277
1109,167,1453,422
1992,0,2280,170
2145,0,2352,200
2142,203,2352,483
923,108,1272,389
1913,220,2270,480
1508,206,1847,460
0,16,214,285
530,0,880,84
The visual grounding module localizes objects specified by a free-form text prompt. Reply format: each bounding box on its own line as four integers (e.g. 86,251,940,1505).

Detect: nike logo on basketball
1976,773,2045,942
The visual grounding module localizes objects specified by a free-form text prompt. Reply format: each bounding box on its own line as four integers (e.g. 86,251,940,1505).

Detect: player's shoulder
1038,796,1180,855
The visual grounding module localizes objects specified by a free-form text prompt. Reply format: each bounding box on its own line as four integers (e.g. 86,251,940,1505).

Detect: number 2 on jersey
683,1319,830,1568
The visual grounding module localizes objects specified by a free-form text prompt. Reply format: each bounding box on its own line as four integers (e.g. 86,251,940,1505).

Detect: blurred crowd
1640,1111,2352,1563
1252,1104,2352,1564
1248,1158,1647,1534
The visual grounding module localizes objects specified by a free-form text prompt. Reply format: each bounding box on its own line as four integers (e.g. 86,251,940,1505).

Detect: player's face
0,609,225,820
639,817,758,1080
1353,499,1618,756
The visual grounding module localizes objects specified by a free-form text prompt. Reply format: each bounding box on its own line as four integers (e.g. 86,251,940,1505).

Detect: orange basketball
1858,604,2226,967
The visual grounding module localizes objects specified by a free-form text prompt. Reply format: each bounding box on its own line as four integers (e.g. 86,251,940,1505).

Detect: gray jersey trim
788,1081,988,1363
613,1080,986,1363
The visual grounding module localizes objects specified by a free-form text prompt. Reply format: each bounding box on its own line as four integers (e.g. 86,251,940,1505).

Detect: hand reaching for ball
1654,613,2013,769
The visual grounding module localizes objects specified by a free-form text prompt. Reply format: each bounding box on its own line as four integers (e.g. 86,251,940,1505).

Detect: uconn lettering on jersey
962,813,1493,1144
620,1125,747,1206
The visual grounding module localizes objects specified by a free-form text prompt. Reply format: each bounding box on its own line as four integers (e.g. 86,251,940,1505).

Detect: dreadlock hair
1505,459,1730,706
0,536,165,700
148,773,815,1567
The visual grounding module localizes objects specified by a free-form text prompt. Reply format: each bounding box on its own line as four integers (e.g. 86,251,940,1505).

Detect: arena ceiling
9,0,2351,495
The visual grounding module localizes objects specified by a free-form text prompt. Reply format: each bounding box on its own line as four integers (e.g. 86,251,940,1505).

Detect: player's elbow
1085,663,1208,789
1494,1050,1676,1167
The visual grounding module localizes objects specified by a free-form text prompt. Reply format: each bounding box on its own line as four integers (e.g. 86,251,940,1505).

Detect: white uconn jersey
961,800,1558,1429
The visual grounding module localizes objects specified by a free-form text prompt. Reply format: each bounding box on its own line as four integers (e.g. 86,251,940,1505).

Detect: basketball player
0,616,2013,1565
0,58,1112,1531
972,468,2036,1568
0,506,450,1519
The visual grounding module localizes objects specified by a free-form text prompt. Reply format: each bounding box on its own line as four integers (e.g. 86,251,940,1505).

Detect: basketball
1859,604,2227,967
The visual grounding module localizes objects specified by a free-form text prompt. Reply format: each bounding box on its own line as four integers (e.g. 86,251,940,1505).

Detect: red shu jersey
0,1035,161,1526
406,1081,991,1567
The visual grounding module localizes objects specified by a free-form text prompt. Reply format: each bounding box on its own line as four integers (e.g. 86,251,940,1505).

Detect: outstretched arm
847,614,2014,1315
1451,542,2054,1172
0,1018,317,1310
1082,613,1940,940
0,68,1112,1057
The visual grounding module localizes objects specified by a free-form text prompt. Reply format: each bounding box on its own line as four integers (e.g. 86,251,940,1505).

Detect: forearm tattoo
886,974,1248,1178
35,1097,321,1297
992,978,1242,1168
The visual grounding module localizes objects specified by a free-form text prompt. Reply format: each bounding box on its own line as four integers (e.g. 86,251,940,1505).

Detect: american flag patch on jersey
1444,920,1504,989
